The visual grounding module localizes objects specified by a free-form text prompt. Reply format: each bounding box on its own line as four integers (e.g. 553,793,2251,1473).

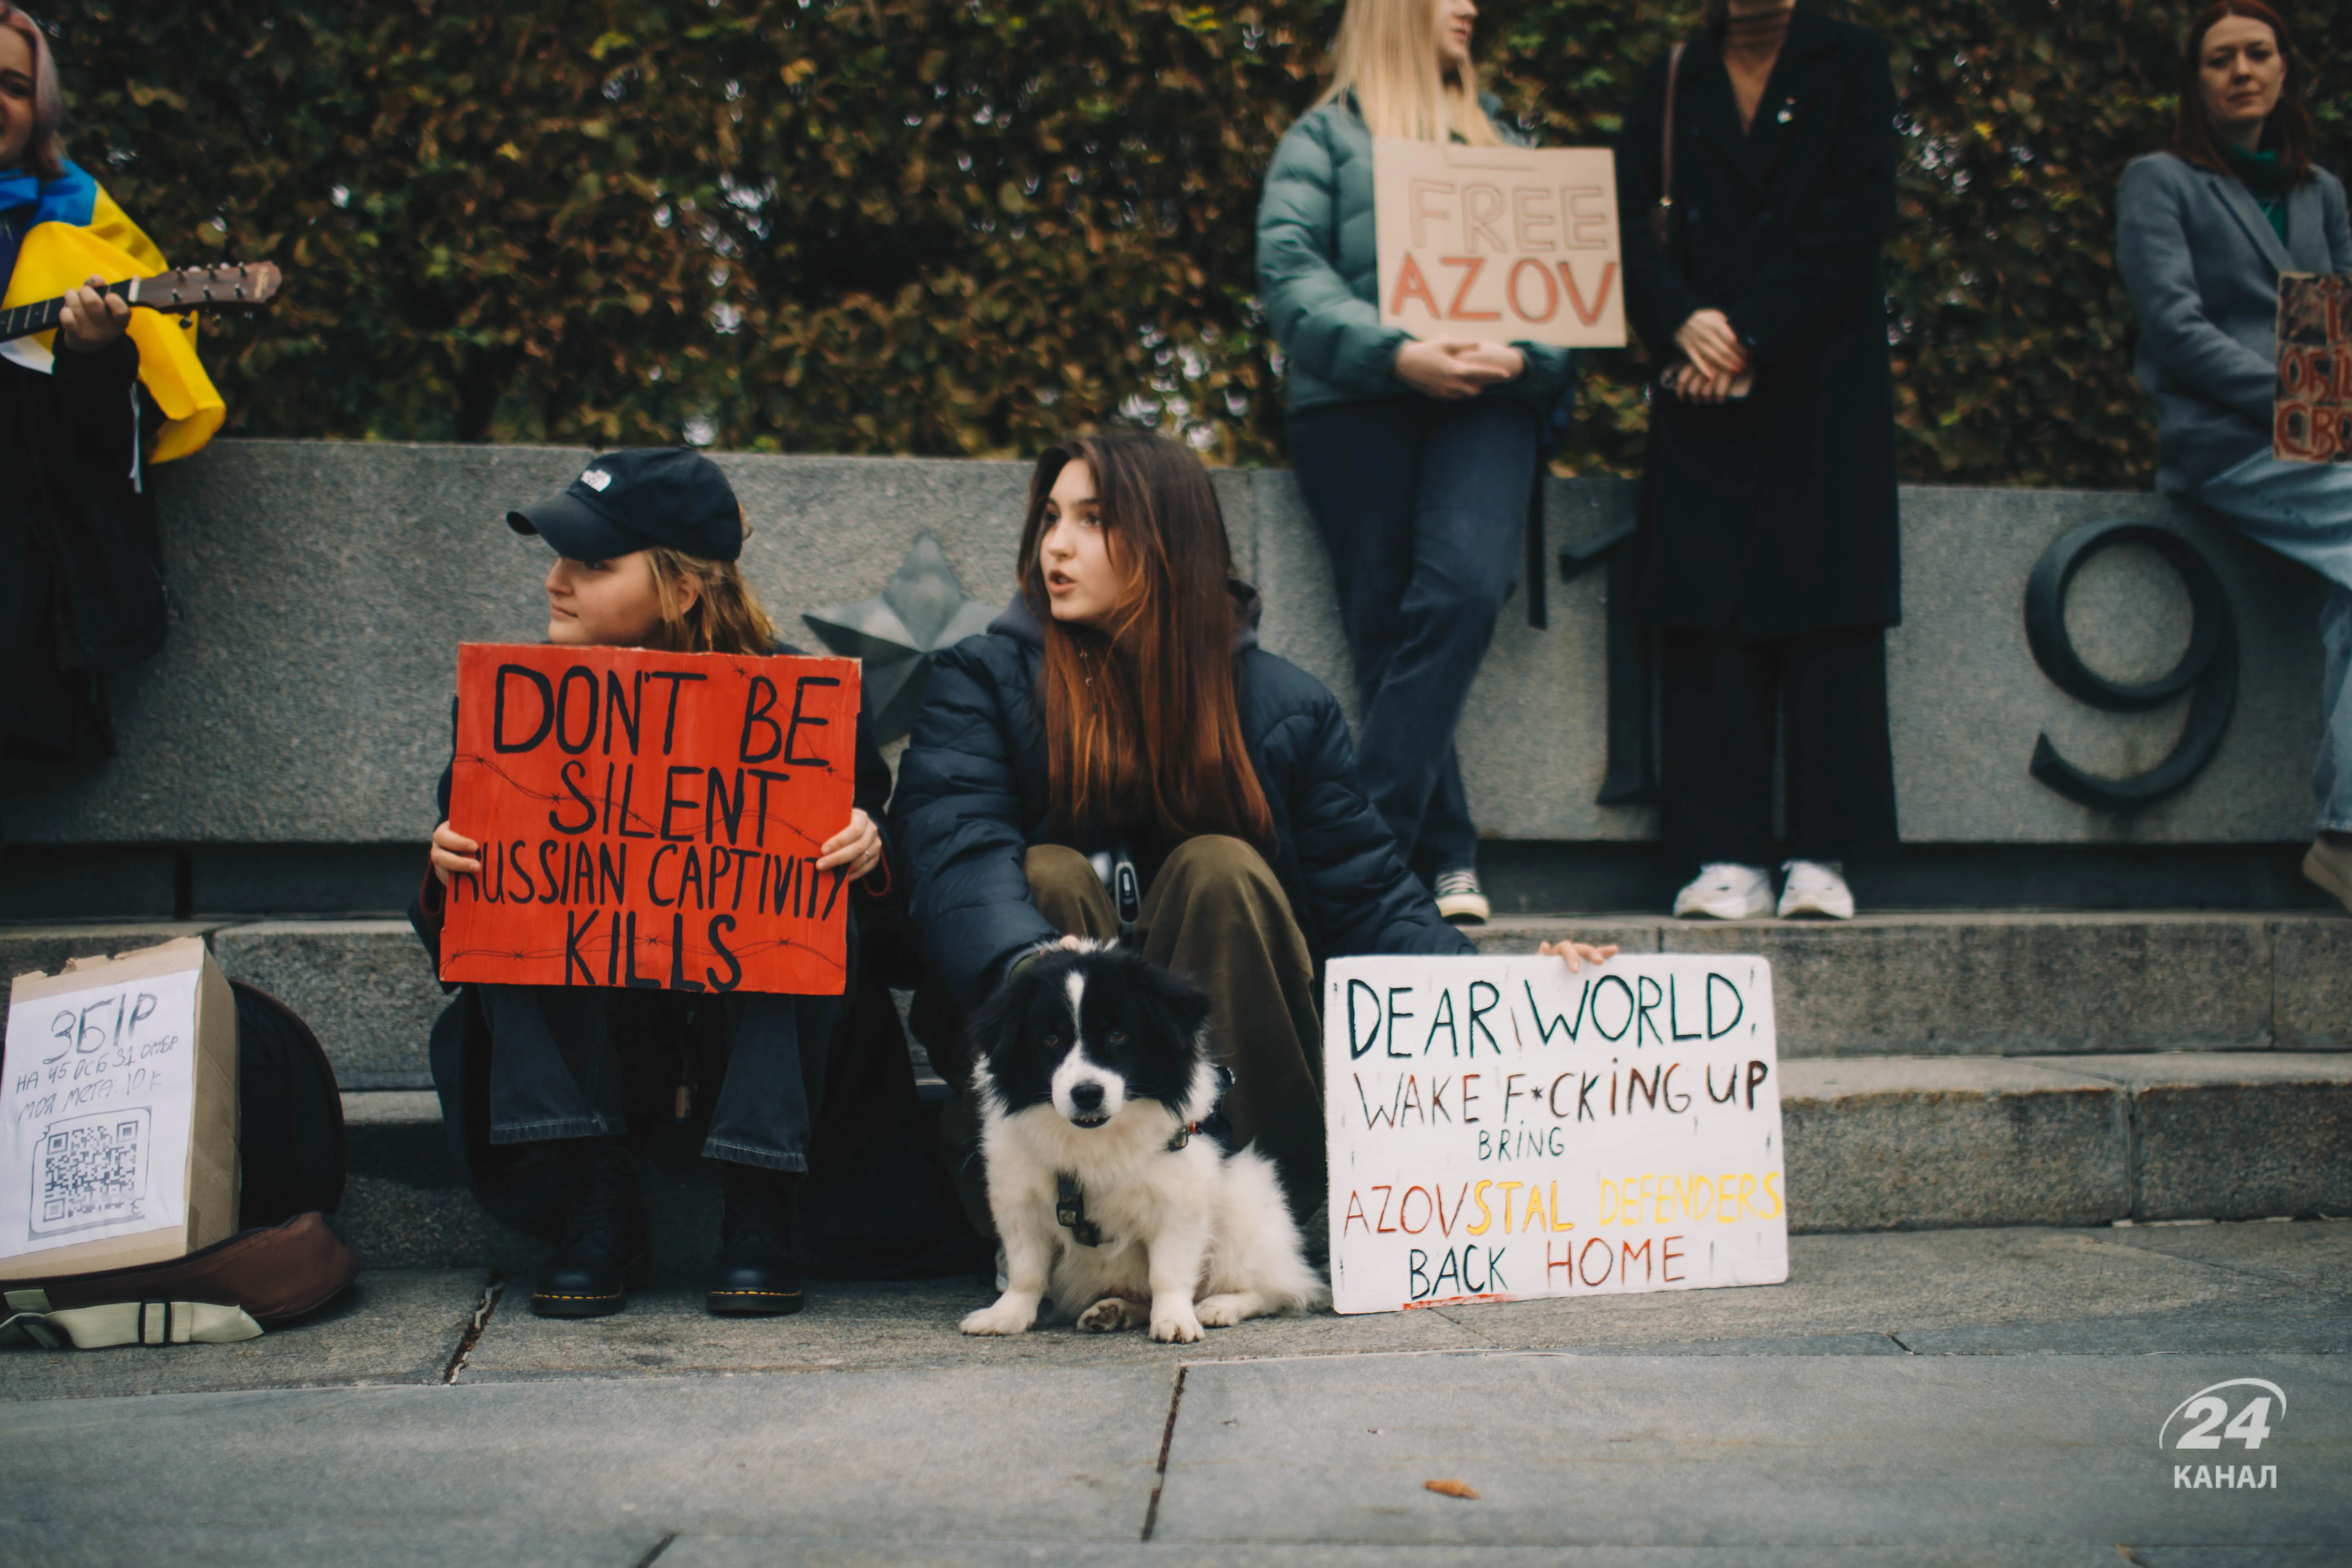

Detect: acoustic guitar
0,262,282,345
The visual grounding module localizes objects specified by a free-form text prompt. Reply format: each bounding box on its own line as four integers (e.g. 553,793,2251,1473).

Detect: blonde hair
646,546,778,656
1315,0,1503,146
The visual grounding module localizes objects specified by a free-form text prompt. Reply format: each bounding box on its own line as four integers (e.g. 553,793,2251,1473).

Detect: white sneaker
1672,863,1773,920
1433,867,1490,926
1777,859,1855,920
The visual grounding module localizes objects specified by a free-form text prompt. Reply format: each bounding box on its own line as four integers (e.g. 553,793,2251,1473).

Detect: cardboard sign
1323,954,1786,1314
1374,137,1627,349
438,643,861,996
2276,273,2352,463
2,938,239,1277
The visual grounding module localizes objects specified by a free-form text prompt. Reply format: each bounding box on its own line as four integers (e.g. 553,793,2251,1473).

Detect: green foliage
44,1,2351,484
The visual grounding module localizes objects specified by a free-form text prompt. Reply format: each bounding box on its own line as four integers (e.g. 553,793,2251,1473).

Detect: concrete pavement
4,1219,2348,1563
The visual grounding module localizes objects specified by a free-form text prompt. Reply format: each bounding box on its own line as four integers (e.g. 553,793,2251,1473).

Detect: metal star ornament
802,532,999,741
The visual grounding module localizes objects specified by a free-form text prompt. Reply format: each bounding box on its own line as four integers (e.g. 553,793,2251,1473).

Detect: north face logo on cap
580,468,613,492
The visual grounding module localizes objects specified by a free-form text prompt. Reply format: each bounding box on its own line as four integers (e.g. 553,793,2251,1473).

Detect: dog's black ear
1126,952,1215,1050
964,957,1046,1076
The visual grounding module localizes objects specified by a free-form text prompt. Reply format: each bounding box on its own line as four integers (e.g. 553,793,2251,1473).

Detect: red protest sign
2275,273,2352,464
437,643,861,996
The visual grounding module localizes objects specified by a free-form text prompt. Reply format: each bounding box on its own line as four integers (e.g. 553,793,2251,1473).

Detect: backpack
0,980,356,1349
231,979,347,1226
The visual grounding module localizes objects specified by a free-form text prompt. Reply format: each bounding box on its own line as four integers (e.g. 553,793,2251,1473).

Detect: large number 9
2024,521,2240,809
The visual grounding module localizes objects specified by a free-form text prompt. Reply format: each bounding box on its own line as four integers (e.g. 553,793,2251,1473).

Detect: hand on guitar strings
58,275,131,353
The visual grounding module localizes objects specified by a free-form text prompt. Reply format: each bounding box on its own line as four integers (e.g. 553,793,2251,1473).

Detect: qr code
29,1109,152,1236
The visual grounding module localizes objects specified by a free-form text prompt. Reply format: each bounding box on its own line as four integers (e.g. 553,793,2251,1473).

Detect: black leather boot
708,1162,803,1316
530,1139,650,1318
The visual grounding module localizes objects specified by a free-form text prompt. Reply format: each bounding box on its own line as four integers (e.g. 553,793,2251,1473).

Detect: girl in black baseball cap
413,449,904,1320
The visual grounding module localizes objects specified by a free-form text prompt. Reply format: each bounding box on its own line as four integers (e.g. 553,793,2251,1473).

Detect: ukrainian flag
0,159,225,463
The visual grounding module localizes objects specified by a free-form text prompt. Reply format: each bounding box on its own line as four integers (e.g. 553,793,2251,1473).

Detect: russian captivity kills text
437,643,861,996
1322,954,1788,1314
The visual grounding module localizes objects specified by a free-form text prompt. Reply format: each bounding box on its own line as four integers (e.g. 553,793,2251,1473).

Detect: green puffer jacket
1255,96,1576,418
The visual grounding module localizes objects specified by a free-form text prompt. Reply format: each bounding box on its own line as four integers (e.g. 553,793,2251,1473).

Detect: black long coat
1615,7,1901,640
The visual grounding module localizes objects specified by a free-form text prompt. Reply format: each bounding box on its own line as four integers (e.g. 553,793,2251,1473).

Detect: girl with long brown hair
893,429,1612,1226
413,449,925,1320
2117,2,2352,909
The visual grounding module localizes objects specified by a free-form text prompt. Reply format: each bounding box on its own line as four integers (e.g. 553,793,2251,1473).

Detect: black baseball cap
506,447,743,563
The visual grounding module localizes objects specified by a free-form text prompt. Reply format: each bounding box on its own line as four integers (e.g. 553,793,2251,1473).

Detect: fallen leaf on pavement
1424,1478,1480,1499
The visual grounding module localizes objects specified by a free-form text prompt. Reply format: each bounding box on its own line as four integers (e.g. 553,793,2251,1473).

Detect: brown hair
0,4,66,180
1018,429,1273,846
645,543,778,656
2171,0,2314,187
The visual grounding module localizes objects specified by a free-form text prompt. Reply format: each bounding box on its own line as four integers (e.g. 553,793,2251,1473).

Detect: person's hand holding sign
1395,338,1522,401
1538,937,1619,972
816,807,885,883
430,820,480,887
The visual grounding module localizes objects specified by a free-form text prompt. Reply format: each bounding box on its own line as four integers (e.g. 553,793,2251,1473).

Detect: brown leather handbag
3,1212,358,1346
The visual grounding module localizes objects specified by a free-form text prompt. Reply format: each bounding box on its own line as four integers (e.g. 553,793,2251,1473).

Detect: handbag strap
1649,40,1688,249
0,1295,262,1350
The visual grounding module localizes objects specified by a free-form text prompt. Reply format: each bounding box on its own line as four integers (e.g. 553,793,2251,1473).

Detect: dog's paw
1195,1292,1261,1328
1149,1306,1204,1344
960,1301,1036,1336
1076,1297,1144,1333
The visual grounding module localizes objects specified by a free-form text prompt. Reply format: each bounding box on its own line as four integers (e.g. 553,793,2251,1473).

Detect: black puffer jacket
891,584,1471,1015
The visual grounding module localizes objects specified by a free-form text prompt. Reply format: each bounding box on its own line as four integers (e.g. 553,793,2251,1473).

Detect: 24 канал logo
2161,1378,2286,1491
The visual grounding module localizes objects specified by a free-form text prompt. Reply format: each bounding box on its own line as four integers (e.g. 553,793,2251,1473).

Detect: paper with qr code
1,968,199,1259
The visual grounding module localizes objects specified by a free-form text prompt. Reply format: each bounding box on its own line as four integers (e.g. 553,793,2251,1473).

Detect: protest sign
2,938,240,1277
1374,138,1626,349
1323,954,1785,1314
437,643,861,996
2275,273,2352,464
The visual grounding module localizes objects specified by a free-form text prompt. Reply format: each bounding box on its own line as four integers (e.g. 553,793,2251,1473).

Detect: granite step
330,1053,2352,1268
1471,912,2350,1057
9,912,2346,1094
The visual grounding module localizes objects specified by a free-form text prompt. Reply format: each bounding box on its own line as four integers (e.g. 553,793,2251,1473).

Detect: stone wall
0,440,2324,854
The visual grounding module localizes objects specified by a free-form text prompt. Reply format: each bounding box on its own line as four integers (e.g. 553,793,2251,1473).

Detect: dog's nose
1070,1082,1105,1113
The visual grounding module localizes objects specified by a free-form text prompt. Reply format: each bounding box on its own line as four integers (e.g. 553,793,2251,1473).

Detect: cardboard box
0,937,240,1277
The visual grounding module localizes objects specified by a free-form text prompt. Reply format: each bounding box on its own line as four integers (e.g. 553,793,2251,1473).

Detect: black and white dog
958,941,1323,1342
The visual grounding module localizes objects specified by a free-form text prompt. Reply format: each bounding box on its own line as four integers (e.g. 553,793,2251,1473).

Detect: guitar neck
0,265,284,347
0,280,145,345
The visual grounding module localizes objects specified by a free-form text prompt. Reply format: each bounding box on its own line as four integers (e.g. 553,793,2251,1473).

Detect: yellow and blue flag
0,159,225,463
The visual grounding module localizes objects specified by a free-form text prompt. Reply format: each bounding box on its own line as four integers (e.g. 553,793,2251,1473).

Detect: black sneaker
708,1162,804,1317
1433,867,1490,926
530,1139,650,1318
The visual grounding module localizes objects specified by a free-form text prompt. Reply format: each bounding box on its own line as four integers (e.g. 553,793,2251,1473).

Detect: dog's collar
1055,1173,1105,1248
1166,1065,1235,1153
1056,1074,1235,1248
1056,1117,1206,1248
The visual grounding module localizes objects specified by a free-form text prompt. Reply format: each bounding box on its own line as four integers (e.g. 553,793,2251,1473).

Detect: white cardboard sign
1373,137,1627,349
1323,954,1786,1314
2,968,201,1261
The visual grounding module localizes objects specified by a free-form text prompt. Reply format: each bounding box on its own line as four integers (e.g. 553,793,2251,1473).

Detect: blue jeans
2192,451,2352,834
1287,396,1539,874
479,983,837,1170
